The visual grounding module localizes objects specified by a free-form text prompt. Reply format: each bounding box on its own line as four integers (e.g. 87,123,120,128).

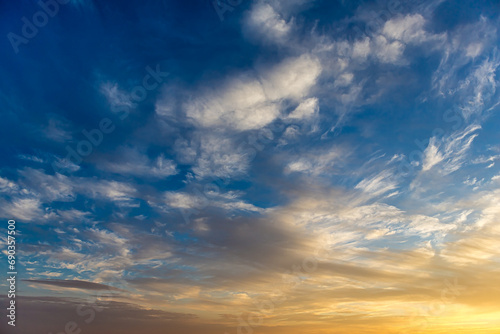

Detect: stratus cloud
23,279,121,291
0,296,200,334
184,54,321,131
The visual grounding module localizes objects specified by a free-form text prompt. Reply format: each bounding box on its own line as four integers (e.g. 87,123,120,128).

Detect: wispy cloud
422,124,481,174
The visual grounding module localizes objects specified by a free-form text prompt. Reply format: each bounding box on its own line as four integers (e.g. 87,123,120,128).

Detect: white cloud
0,177,19,194
334,72,354,88
422,137,444,171
422,124,481,174
18,154,46,163
355,170,398,197
466,42,483,58
460,57,499,120
352,37,370,60
347,14,442,66
99,147,177,179
374,35,405,63
431,17,498,100
262,55,321,101
245,2,292,43
19,169,75,202
407,214,455,237
100,82,133,109
89,228,128,250
56,209,91,222
191,134,251,179
43,115,72,142
184,54,321,131
185,77,278,131
76,180,136,203
164,190,260,213
1,198,44,222
471,154,500,165
165,192,205,209
286,97,319,120
382,14,429,44
286,149,343,176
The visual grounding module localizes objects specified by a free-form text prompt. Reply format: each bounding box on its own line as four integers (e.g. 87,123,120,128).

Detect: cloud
459,57,500,120
0,176,20,194
165,192,204,210
101,82,134,109
382,14,435,45
431,17,498,102
348,13,444,65
285,147,344,176
24,279,121,291
371,35,405,63
355,170,398,197
189,133,252,179
76,179,136,203
98,147,178,179
56,209,91,222
18,154,46,163
422,137,444,171
286,97,319,120
183,54,321,131
244,2,293,43
422,124,481,174
164,189,261,213
43,114,73,142
0,197,44,222
19,168,75,202
3,2,500,333
0,296,200,334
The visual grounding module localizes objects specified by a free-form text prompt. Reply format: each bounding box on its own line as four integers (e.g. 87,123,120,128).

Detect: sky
1,0,500,333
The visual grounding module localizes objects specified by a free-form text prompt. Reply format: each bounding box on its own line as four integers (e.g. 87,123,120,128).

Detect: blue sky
1,0,500,333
